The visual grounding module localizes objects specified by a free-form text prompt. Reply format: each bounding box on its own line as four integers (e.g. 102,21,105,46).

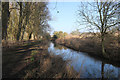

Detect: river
48,42,120,78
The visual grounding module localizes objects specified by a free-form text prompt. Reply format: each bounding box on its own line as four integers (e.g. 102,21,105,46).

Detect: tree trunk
21,25,26,41
16,2,22,41
118,28,120,43
101,33,106,56
2,2,10,40
29,32,32,40
34,35,36,40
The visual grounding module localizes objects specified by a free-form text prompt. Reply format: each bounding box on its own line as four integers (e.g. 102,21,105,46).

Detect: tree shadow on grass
2,41,45,78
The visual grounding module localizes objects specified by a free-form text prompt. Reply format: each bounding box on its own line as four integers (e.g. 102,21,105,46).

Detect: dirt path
3,41,43,78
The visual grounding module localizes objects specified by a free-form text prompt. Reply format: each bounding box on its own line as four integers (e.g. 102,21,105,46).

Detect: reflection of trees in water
101,62,117,78
84,62,117,78
101,62,104,79
119,68,120,78
49,43,118,78
54,43,67,50
104,64,117,78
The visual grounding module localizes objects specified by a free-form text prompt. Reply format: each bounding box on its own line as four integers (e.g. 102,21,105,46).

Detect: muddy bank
55,38,120,63
2,40,79,78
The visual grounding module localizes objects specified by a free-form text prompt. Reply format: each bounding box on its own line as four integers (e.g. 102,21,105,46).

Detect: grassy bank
2,40,80,78
55,35,120,63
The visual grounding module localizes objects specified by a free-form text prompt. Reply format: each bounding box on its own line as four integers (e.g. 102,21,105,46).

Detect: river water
48,42,120,78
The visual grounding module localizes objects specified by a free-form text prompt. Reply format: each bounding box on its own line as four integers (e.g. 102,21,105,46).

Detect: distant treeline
53,31,68,40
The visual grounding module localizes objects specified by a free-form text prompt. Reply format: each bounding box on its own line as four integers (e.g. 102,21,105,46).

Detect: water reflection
101,62,104,79
54,43,67,50
48,43,119,78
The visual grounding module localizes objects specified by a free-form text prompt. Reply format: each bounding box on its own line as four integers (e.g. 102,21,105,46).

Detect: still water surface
48,42,119,78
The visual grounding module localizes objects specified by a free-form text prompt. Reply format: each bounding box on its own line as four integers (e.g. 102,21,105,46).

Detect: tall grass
55,34,120,61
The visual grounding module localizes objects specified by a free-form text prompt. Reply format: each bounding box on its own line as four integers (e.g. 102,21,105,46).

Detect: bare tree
2,2,10,40
16,2,23,41
77,0,120,56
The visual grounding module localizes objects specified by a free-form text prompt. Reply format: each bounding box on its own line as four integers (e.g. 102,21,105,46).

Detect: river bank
2,40,120,78
55,37,120,63
48,42,120,78
2,40,79,78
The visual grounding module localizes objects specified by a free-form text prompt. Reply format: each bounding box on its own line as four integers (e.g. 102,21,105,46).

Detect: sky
48,2,82,35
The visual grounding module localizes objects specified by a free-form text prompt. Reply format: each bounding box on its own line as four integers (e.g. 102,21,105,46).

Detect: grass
2,36,120,78
31,50,39,56
2,39,81,78
55,34,120,63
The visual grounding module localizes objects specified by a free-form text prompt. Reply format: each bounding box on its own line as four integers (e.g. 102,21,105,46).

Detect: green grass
31,50,39,56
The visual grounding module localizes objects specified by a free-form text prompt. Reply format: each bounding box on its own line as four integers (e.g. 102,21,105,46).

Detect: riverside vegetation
2,1,120,79
54,31,120,62
2,2,81,78
3,40,80,78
